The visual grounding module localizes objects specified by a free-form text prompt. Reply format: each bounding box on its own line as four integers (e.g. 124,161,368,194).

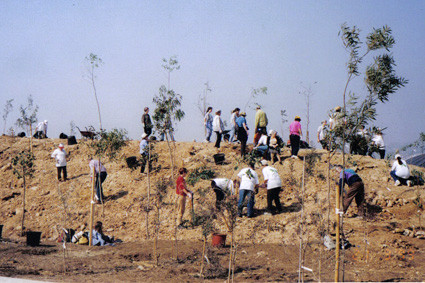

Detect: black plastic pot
26,231,42,246
0,224,3,240
67,136,77,145
213,153,225,165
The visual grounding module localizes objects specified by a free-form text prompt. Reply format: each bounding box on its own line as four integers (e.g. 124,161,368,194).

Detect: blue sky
1,1,424,153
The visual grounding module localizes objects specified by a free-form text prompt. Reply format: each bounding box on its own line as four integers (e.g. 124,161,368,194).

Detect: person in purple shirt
335,165,365,217
289,116,302,159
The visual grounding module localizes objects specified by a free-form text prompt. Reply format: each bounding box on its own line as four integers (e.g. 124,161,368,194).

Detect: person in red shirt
176,168,193,228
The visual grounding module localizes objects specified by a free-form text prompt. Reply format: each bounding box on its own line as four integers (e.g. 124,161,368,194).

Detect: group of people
51,143,108,204
316,106,386,159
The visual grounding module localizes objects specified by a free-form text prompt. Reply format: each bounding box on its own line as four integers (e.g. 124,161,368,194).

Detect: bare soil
1,136,425,281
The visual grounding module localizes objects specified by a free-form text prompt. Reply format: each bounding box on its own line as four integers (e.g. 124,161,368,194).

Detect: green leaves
186,166,216,186
12,150,35,179
365,54,408,102
89,128,128,160
86,53,103,68
152,85,185,134
16,95,38,134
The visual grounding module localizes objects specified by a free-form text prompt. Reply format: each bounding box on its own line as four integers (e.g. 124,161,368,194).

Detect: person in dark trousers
211,178,234,209
335,165,365,217
51,143,69,181
141,107,153,137
261,160,282,215
236,112,249,156
89,158,108,203
212,110,224,148
289,116,302,159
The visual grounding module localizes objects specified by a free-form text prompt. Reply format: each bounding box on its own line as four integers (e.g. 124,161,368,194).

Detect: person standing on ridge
289,116,302,159
141,107,153,137
229,108,240,143
213,110,224,148
254,106,268,145
236,112,249,156
204,107,213,142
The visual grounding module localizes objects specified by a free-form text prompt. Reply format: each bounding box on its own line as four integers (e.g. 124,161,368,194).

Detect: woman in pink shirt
289,116,302,158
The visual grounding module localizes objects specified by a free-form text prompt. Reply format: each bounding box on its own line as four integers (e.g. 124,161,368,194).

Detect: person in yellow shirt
254,106,268,144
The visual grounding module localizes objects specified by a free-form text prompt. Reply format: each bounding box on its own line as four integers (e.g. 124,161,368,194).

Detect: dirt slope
1,135,425,281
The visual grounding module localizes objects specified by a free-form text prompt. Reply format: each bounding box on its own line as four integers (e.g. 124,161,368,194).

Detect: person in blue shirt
335,165,365,217
236,112,249,156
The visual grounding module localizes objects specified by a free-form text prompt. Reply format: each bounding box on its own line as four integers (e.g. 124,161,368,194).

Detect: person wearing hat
334,165,365,217
261,160,282,215
139,133,151,173
51,143,69,181
390,154,412,186
141,107,153,137
213,110,225,148
89,157,108,203
289,116,302,159
254,106,268,145
236,112,249,156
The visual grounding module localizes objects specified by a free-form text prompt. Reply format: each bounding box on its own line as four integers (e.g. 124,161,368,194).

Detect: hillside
1,135,425,281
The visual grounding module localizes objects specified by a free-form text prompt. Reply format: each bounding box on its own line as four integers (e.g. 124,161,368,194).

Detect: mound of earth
0,135,424,281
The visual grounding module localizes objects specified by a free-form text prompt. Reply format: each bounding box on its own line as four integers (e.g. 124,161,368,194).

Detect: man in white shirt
51,143,68,181
237,163,259,218
261,160,282,215
317,120,328,149
211,178,234,208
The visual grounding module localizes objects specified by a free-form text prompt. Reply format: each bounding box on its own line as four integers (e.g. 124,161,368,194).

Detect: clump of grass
187,166,215,186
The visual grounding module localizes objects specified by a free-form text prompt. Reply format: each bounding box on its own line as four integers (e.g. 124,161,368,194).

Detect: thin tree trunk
91,67,102,131
227,232,234,283
146,143,151,239
89,167,95,246
21,172,26,235
298,157,306,283
165,133,175,180
200,236,207,277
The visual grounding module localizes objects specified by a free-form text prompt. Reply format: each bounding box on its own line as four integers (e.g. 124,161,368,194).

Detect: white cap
59,143,64,148
44,120,48,123
395,154,401,159
269,129,276,136
141,133,148,139
260,160,268,166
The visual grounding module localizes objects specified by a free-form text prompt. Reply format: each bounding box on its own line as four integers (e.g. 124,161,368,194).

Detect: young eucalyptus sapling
16,95,38,151
3,99,14,135
12,150,36,235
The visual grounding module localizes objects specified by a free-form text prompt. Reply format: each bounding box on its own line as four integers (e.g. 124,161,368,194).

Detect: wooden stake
334,183,341,282
89,167,95,246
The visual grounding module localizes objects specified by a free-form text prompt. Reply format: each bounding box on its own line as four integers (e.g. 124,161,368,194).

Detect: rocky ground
0,135,424,281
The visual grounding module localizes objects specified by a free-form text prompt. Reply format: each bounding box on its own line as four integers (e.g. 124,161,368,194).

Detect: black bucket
0,224,3,240
68,136,77,145
213,153,225,165
26,231,42,246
